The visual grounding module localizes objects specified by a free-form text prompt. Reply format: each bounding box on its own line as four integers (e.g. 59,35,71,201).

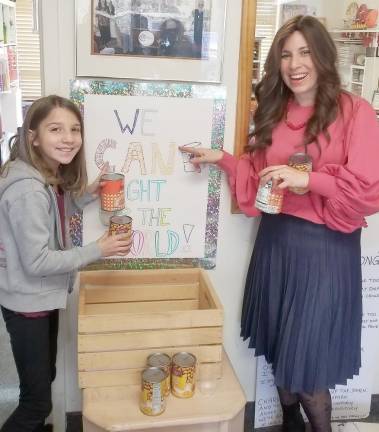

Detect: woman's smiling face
280,30,318,106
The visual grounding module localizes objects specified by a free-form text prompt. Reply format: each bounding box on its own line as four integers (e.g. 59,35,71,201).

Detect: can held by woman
288,152,313,195
108,215,132,236
100,173,125,212
147,353,171,397
255,180,284,214
171,352,196,398
140,367,167,416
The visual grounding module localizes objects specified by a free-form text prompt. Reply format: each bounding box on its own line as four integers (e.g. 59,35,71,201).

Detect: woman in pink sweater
181,15,379,432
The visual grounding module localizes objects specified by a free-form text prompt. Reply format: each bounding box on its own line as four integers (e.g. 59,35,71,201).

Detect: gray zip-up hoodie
0,159,102,312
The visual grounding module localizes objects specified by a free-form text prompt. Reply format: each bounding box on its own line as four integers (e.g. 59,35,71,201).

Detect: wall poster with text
70,79,226,270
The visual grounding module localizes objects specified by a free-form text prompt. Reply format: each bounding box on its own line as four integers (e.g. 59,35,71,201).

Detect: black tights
277,386,332,432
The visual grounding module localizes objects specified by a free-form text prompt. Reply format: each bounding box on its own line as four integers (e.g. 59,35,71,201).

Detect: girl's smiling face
280,30,318,106
30,107,83,173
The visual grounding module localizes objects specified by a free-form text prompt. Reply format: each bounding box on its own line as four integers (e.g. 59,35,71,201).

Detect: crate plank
80,269,200,286
78,309,223,333
79,361,222,388
78,327,222,353
78,345,222,371
84,283,199,304
84,299,199,315
199,271,223,310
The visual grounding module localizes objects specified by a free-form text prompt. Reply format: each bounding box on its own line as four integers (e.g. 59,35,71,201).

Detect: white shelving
330,26,379,105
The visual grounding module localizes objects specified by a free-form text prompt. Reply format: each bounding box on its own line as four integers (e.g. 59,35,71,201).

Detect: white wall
40,0,257,415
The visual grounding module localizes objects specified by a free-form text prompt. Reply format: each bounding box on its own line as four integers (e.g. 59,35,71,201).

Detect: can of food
109,215,132,236
100,173,125,212
171,352,196,398
255,180,283,214
147,353,171,397
288,153,312,195
140,367,167,416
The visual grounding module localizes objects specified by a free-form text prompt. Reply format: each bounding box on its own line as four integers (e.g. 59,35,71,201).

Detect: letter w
114,109,140,134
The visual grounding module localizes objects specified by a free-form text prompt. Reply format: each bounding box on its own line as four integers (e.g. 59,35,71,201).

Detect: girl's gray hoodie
0,159,101,312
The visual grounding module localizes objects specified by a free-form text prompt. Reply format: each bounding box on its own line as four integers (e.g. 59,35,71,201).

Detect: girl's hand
87,163,110,196
259,165,310,190
97,231,133,257
179,146,223,165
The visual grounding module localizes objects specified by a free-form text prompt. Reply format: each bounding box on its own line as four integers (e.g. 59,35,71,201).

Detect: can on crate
100,173,125,212
255,180,283,214
171,352,196,398
108,215,132,236
147,353,171,397
140,367,167,416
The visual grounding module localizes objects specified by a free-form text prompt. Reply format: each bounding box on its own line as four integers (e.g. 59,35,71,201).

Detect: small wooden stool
82,352,246,432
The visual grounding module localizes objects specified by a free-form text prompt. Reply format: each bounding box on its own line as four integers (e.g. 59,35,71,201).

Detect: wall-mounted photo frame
76,0,227,82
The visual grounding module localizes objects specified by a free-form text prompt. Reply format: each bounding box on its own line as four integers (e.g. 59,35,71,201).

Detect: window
15,0,41,101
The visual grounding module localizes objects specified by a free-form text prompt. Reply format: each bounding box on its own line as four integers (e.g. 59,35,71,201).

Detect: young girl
181,16,379,432
0,95,132,431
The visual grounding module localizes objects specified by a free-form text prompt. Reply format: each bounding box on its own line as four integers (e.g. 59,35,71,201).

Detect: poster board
70,79,226,269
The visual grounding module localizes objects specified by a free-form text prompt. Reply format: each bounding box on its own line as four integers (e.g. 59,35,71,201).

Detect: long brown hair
1,95,88,194
249,15,342,152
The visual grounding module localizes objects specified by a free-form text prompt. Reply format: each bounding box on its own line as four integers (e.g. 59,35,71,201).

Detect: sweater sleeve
8,190,102,277
217,151,261,217
308,98,379,232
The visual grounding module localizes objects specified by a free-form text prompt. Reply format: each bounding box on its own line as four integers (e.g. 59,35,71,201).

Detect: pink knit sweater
218,93,379,233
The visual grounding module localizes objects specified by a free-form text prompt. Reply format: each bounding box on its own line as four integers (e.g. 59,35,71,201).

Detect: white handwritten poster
71,80,226,268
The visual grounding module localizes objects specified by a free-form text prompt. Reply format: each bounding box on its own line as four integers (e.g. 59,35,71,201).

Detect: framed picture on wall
76,0,227,82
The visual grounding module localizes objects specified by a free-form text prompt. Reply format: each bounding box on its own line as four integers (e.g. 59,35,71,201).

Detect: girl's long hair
248,15,342,152
1,95,87,195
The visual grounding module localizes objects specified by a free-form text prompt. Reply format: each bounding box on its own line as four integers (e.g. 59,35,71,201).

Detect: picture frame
76,0,227,82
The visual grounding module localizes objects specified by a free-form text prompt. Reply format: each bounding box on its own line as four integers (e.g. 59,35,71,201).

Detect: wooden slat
79,309,223,333
199,271,223,310
78,345,223,372
84,299,199,315
78,283,86,316
84,283,199,304
78,327,222,353
79,361,222,389
80,268,201,286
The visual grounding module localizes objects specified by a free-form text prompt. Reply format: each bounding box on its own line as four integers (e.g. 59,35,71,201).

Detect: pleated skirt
241,213,362,394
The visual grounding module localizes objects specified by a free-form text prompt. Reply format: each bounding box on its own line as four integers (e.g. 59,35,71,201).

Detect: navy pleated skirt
241,213,362,394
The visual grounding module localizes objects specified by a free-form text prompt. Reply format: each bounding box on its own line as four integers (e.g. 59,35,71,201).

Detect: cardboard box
78,268,224,388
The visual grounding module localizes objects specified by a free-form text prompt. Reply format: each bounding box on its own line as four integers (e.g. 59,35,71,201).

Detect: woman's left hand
86,163,110,196
259,165,310,190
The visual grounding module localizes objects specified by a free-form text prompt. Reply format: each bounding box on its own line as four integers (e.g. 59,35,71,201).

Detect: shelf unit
330,27,379,103
0,0,21,167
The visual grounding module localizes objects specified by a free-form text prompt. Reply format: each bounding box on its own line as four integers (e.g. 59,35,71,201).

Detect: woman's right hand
97,232,133,257
179,146,223,165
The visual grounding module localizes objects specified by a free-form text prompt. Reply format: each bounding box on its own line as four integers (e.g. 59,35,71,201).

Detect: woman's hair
249,15,342,152
2,95,88,195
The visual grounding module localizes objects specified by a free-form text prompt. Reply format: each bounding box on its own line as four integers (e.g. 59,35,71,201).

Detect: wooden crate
78,268,224,389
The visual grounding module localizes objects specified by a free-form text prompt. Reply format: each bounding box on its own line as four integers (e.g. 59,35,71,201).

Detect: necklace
284,101,310,130
284,113,307,131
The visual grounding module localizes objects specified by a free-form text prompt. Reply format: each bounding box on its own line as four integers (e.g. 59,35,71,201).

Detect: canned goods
255,180,283,214
100,173,125,212
171,352,196,398
147,353,171,397
288,153,312,195
109,215,132,236
140,367,167,416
